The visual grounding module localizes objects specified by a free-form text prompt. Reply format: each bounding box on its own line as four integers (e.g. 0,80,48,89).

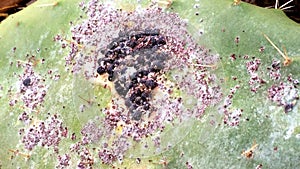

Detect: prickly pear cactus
1,0,300,168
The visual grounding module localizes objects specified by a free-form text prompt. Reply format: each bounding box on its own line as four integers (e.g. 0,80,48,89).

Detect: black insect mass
65,1,221,165
97,29,166,80
97,29,168,120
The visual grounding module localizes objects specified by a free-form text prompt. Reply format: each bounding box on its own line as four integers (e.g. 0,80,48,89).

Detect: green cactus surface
1,0,300,168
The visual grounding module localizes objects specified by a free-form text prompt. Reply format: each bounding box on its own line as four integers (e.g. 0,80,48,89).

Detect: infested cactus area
1,0,300,168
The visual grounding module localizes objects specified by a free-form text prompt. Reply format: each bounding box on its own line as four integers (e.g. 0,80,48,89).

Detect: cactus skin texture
1,0,300,168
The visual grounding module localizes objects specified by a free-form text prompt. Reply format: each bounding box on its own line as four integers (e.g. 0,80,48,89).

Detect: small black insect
23,78,31,87
271,60,281,70
136,157,141,164
132,110,143,121
284,101,296,113
97,66,106,75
